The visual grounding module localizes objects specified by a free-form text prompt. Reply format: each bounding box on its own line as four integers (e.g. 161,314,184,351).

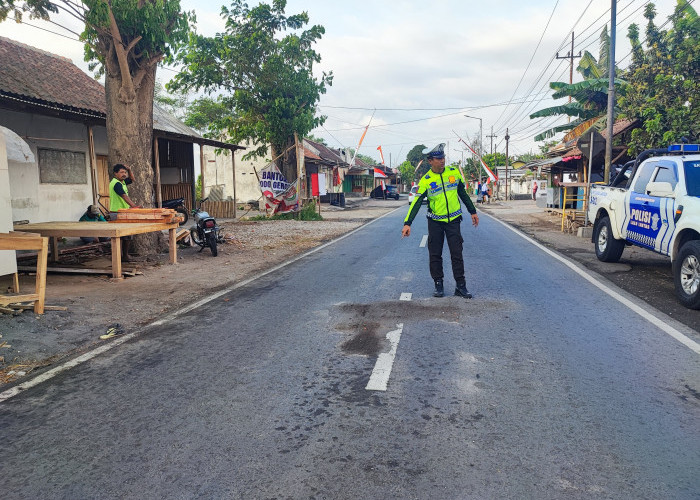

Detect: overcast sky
1,0,683,166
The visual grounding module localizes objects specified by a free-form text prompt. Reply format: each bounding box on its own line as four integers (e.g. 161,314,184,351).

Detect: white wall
202,141,269,203
0,109,108,223
0,133,17,277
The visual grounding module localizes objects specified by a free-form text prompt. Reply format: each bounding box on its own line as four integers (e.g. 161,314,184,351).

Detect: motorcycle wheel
207,232,218,256
190,228,204,247
175,206,189,226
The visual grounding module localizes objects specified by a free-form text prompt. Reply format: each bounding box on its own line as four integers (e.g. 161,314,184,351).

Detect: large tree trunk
277,138,297,184
105,66,164,255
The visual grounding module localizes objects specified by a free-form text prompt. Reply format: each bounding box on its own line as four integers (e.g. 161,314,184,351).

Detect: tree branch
124,35,142,55
106,2,136,102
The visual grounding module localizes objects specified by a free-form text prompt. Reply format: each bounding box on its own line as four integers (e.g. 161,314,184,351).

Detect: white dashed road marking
420,235,428,247
366,292,410,391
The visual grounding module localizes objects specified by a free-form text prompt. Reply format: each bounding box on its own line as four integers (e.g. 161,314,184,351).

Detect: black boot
433,279,444,297
454,281,472,299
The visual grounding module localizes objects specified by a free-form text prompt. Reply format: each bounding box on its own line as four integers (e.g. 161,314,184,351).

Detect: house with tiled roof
0,36,242,223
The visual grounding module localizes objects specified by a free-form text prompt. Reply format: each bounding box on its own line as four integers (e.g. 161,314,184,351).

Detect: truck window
632,162,656,193
653,161,678,189
684,160,700,197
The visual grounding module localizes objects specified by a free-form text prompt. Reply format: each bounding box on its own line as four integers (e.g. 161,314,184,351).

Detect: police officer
401,143,479,298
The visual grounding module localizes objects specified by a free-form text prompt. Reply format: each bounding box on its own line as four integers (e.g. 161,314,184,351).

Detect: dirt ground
1,196,698,387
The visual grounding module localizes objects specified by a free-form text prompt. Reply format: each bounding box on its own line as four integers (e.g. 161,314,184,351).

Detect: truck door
623,160,677,254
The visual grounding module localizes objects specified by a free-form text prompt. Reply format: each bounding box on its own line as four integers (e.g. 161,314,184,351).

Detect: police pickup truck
588,144,700,309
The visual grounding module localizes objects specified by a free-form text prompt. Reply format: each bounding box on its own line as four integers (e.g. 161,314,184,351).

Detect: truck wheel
594,216,625,262
673,240,700,309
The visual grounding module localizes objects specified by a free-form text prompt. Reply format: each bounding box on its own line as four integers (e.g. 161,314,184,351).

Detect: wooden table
13,221,179,279
0,232,48,313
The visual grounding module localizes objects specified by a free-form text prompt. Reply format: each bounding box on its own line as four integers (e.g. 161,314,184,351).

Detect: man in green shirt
402,143,479,298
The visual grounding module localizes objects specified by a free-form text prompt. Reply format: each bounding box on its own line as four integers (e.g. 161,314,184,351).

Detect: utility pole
604,1,617,184
556,32,582,122
505,128,510,201
486,126,497,155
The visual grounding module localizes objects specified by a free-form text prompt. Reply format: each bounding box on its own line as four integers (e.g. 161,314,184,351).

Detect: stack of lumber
110,208,183,224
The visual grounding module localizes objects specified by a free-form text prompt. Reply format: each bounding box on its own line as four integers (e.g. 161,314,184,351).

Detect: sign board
577,129,606,160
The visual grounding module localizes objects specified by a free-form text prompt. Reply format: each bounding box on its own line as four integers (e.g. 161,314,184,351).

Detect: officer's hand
471,214,479,227
402,225,411,238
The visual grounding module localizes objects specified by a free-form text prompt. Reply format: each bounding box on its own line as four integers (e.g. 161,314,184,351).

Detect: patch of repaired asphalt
332,299,512,356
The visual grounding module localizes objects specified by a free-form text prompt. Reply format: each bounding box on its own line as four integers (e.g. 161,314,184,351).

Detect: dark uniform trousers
427,216,465,283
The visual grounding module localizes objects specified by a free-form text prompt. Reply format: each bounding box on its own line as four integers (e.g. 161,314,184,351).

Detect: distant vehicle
384,185,400,200
370,185,400,200
407,185,427,205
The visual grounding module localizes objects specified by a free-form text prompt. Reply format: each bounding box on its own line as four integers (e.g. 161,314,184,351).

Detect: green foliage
169,0,332,175
0,0,56,22
1,1,193,79
354,152,377,166
83,0,192,78
619,1,700,154
306,135,327,145
481,152,507,169
195,174,202,201
398,160,415,183
531,26,626,142
406,144,427,167
538,140,558,155
184,97,233,138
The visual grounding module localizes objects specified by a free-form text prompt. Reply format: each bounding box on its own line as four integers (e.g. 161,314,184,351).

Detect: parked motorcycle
162,197,188,226
190,197,221,256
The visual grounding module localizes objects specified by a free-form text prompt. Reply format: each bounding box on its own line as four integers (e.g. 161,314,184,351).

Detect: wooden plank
111,236,122,280
17,266,139,275
7,303,66,311
0,294,39,306
34,236,48,314
0,232,46,251
110,218,173,224
117,208,174,215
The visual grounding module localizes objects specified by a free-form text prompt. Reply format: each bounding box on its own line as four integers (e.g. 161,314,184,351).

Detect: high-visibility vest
109,178,131,212
405,166,473,224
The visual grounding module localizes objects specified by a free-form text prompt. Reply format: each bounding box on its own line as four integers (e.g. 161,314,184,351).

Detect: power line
492,0,561,130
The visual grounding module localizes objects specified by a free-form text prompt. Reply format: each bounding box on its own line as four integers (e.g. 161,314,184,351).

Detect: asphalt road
1,208,699,499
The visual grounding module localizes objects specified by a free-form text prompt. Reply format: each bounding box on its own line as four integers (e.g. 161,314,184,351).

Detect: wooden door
96,155,111,212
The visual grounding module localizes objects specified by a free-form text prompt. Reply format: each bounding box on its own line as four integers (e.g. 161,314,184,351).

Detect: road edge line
482,210,700,355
